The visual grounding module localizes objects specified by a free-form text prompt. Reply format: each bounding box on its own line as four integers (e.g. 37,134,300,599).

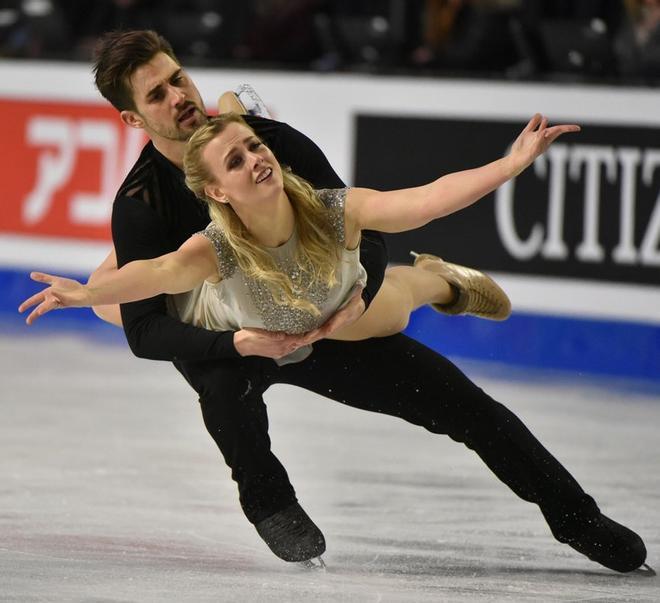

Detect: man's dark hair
93,30,179,112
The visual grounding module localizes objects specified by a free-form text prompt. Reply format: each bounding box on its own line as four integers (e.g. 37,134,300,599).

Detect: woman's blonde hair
184,113,341,316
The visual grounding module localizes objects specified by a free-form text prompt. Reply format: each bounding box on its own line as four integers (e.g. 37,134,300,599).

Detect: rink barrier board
3,268,657,383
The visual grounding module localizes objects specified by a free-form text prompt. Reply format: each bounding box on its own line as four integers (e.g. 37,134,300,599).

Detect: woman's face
202,122,283,210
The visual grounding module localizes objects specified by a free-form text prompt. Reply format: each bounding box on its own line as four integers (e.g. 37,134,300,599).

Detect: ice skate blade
634,563,656,576
298,556,326,571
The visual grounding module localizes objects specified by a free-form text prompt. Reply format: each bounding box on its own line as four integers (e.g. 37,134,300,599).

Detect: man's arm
244,116,346,189
112,197,309,362
112,196,240,361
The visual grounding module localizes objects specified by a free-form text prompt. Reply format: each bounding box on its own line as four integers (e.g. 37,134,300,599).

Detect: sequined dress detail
172,188,367,364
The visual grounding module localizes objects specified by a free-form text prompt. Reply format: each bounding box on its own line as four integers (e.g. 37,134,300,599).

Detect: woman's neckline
263,225,297,251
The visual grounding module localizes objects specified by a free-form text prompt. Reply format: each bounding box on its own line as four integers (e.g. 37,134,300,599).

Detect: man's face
123,52,207,144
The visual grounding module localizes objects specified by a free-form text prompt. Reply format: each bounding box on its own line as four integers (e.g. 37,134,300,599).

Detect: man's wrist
232,329,247,357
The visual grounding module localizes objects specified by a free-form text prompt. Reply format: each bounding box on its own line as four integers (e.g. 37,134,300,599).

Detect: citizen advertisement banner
354,115,660,287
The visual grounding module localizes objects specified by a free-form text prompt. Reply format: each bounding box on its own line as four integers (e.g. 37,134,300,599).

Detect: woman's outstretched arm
19,235,218,325
87,247,123,327
344,114,579,239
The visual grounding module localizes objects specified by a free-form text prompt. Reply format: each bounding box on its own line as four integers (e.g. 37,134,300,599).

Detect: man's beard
144,106,208,142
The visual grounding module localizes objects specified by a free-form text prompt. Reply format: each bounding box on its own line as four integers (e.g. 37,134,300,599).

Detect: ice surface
1,334,658,602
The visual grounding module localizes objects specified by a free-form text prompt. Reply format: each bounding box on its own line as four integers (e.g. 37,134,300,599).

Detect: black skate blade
298,556,327,571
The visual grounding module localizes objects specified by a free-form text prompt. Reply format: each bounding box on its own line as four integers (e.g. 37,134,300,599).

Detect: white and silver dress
171,188,367,364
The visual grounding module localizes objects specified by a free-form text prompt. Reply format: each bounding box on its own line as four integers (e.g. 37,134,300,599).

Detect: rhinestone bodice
171,188,367,364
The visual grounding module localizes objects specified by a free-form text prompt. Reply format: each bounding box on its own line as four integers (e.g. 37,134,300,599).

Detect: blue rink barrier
2,268,658,382
404,306,660,383
1,268,126,344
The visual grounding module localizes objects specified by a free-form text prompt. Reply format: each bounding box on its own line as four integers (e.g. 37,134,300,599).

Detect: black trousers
177,334,599,540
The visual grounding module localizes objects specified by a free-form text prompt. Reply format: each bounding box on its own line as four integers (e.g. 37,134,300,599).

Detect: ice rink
2,332,659,602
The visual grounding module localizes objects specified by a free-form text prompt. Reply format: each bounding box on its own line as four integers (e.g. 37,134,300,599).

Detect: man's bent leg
176,357,296,524
177,357,326,564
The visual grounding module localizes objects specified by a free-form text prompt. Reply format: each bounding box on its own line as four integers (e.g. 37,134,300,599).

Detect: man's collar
149,140,185,180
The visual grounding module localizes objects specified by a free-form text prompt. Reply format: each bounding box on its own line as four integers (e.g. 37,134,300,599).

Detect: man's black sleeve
112,196,240,362
245,116,345,188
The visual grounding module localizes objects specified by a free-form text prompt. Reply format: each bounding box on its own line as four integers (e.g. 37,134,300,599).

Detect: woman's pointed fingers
24,296,62,325
30,271,56,283
524,113,543,132
18,290,47,313
544,124,581,142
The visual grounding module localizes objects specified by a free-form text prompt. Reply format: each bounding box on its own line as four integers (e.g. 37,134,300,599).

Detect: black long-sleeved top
111,116,385,362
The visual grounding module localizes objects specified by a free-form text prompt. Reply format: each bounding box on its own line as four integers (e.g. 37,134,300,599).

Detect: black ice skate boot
255,503,326,567
561,513,648,573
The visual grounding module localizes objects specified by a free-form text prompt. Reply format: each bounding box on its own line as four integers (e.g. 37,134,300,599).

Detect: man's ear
120,110,144,129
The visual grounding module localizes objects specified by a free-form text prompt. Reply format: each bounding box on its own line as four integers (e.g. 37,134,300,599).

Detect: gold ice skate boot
410,251,511,321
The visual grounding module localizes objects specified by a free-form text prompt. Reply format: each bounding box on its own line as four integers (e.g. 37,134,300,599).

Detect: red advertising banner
0,98,147,241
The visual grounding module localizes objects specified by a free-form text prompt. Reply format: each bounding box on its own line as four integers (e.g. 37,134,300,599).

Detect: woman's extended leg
329,266,454,341
330,255,512,342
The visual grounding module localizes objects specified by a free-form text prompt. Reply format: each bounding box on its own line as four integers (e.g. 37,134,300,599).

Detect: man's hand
300,285,366,346
233,286,366,359
233,328,314,360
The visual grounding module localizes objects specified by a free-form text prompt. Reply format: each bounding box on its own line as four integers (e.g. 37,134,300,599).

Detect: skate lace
267,509,308,539
447,266,500,317
466,282,499,316
257,504,316,546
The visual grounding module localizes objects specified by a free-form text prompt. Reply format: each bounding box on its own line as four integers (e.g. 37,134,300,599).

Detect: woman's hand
18,272,93,325
233,328,310,359
300,286,366,346
234,287,366,359
507,114,580,177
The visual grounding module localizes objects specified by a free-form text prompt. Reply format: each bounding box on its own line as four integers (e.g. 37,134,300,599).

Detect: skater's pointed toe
410,251,511,321
565,514,647,573
255,502,325,563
